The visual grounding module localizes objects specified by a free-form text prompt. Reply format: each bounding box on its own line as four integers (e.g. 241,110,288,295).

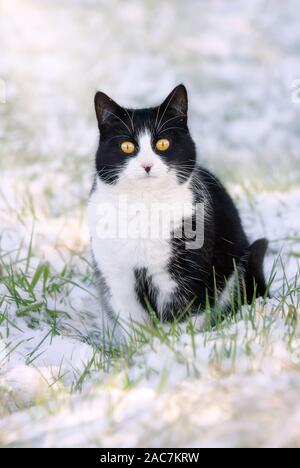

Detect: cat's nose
142,163,153,174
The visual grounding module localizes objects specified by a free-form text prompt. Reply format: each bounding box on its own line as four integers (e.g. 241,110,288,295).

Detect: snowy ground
0,0,300,448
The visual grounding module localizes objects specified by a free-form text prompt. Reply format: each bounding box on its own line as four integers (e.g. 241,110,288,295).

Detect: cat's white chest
88,176,194,327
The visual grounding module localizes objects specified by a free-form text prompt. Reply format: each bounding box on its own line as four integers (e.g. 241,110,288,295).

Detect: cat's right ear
94,91,122,129
160,84,188,117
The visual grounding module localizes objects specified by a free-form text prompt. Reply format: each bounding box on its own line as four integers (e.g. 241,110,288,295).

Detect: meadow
0,0,300,447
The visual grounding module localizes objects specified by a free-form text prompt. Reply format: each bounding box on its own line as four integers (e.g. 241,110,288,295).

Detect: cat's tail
244,237,269,301
210,238,269,327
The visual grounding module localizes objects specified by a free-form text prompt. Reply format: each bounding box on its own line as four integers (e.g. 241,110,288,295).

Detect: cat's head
94,85,196,186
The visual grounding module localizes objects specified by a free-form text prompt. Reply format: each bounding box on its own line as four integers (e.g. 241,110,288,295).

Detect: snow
0,0,300,448
1,301,300,447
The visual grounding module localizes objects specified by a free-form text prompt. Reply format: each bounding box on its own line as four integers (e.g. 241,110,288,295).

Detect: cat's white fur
87,131,194,334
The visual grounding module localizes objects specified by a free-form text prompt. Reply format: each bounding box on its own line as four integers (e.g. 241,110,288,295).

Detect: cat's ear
161,84,188,117
94,91,123,128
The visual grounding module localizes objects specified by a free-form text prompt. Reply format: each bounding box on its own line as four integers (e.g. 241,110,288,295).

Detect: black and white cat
88,85,268,336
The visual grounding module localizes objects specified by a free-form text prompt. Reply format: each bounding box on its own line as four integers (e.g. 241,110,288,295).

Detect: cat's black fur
91,84,269,324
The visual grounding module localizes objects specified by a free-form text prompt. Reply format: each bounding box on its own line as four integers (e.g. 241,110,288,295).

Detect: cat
87,84,268,339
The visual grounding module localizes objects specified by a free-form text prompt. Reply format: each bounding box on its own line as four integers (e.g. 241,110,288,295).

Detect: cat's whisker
124,108,135,134
105,134,132,143
131,110,136,131
154,104,162,131
104,110,132,135
156,88,178,131
157,114,187,134
198,168,222,187
159,126,188,134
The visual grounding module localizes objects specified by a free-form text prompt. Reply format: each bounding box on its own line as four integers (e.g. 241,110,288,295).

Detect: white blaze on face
121,130,169,181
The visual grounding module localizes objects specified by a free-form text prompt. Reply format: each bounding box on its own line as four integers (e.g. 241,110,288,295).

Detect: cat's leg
152,271,177,307
150,269,178,319
105,269,152,337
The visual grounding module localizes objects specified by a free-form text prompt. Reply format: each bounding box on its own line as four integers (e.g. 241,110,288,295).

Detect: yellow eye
121,141,135,154
156,138,170,152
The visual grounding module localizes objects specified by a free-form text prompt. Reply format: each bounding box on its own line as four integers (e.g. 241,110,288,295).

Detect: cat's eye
156,138,170,152
121,141,135,154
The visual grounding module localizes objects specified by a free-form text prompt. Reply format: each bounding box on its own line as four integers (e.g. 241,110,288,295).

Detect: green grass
1,231,299,398
0,206,299,448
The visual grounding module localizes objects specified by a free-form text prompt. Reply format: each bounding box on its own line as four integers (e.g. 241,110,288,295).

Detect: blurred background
1,0,300,186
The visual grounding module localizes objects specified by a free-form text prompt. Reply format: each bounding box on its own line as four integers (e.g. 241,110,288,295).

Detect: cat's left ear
160,84,188,117
94,91,123,129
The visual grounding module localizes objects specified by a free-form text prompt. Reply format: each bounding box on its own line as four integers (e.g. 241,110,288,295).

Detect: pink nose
142,163,153,174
